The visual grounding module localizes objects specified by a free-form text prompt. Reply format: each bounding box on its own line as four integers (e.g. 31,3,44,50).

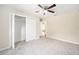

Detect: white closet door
15,22,22,42
26,18,36,41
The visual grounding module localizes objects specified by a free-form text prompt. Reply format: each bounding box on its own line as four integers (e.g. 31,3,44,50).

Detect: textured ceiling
8,4,79,18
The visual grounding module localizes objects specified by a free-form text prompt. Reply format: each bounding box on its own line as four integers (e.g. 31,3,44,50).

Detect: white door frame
10,13,27,49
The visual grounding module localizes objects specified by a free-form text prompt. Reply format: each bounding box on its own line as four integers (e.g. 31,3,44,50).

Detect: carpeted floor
0,38,79,55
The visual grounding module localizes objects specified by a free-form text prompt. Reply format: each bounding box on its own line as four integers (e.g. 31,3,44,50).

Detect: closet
11,14,37,48
15,15,26,43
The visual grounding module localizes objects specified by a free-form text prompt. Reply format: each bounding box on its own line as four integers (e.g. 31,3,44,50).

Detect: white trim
9,13,15,49
10,13,27,49
15,14,27,18
11,13,15,48
47,36,79,45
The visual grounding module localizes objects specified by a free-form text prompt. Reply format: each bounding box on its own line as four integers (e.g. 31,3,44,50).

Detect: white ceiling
9,4,79,18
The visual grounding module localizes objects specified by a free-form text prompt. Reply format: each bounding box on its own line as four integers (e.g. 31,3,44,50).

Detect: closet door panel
26,18,36,41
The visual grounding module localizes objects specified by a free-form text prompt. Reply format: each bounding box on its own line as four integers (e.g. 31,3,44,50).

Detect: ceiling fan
36,4,56,15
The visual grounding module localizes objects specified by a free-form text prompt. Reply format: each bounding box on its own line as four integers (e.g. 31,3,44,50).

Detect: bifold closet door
26,18,36,41
15,21,22,43
15,16,26,43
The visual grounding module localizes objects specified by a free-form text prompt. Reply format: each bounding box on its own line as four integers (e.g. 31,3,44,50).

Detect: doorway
15,15,26,47
10,13,37,49
11,14,26,48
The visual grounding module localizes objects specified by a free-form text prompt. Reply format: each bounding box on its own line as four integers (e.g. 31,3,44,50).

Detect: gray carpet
0,38,79,55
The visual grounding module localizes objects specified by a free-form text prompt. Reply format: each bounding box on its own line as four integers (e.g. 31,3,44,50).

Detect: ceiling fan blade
47,4,56,9
38,4,43,9
47,10,55,13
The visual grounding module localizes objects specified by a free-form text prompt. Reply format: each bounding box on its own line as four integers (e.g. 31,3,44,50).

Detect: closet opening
11,14,26,48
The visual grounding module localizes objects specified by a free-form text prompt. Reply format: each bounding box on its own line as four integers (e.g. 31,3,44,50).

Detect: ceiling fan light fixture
37,4,56,15
44,10,47,13
43,10,47,15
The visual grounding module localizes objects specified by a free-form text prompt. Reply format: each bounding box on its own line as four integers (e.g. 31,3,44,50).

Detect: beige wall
46,12,79,44
0,6,10,49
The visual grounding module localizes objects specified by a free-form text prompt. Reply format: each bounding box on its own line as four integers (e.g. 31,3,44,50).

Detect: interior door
26,18,36,41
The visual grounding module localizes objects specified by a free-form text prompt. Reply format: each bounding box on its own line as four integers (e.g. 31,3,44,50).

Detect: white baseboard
47,36,79,45
0,46,11,52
